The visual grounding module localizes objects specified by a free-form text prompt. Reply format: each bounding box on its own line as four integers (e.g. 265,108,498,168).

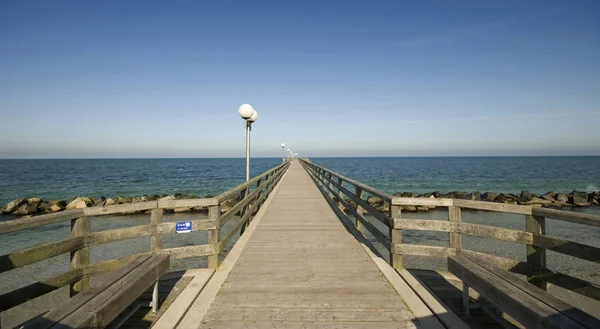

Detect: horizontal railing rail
0,160,290,313
300,158,600,305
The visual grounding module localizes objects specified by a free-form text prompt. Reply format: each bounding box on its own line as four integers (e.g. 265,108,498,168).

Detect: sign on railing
175,221,192,233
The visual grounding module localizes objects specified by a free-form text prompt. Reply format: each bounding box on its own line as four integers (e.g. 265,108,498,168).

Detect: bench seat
21,254,170,329
448,252,600,329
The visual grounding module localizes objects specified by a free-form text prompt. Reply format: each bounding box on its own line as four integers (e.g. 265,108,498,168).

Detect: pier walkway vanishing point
176,160,443,329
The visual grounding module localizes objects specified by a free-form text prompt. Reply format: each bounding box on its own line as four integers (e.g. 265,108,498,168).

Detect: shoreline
1,190,599,218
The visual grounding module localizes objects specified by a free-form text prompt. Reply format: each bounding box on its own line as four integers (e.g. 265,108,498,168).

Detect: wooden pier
1,160,600,328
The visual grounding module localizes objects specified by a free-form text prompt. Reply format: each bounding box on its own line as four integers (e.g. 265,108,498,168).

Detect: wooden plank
157,244,215,259
208,206,220,269
157,219,217,234
545,271,600,302
152,269,215,329
21,255,152,329
0,268,84,312
0,209,84,234
157,198,218,209
70,216,90,295
448,254,585,329
456,222,533,244
57,254,170,329
460,250,534,274
86,224,150,245
394,218,455,232
394,244,456,258
84,252,151,278
392,197,454,207
398,269,470,329
532,234,600,264
83,201,157,216
0,236,84,273
448,206,462,250
454,199,532,215
533,207,600,227
391,205,403,269
526,215,547,289
472,255,600,328
151,208,163,252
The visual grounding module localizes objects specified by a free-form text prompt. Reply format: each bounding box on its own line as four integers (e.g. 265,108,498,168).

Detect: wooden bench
448,252,600,329
20,254,170,329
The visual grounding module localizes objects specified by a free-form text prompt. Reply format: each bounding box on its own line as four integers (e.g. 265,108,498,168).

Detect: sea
1,157,600,326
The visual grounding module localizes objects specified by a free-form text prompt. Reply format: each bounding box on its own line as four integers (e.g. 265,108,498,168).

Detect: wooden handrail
300,158,600,304
0,162,290,313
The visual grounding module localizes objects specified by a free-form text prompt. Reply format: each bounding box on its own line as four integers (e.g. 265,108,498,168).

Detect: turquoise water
1,157,599,208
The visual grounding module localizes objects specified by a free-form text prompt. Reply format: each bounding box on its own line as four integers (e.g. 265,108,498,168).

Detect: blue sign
175,221,192,233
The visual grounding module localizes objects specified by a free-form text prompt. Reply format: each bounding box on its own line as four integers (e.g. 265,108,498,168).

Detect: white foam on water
585,185,598,192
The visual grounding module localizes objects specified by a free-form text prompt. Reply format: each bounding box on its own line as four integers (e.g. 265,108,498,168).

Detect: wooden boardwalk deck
183,161,430,328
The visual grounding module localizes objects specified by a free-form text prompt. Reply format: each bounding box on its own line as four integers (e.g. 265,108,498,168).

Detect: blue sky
1,0,599,158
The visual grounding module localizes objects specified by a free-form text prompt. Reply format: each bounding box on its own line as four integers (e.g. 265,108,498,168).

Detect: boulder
3,198,27,213
12,204,30,216
454,192,470,200
174,207,191,213
520,197,554,205
49,204,63,212
556,193,569,203
482,192,499,202
105,198,116,206
589,191,599,202
432,191,442,198
541,192,556,201
131,197,142,203
116,196,132,204
494,194,517,204
418,192,432,198
518,190,533,203
417,206,430,212
48,200,67,212
393,192,403,197
572,191,590,207
27,197,41,204
401,192,416,198
470,192,481,201
402,205,417,212
38,201,50,213
66,197,88,210
159,195,176,202
367,196,383,206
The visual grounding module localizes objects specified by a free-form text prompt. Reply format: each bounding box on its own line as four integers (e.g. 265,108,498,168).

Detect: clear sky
1,0,599,158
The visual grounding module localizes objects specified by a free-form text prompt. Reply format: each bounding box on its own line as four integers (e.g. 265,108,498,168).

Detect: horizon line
1,155,599,160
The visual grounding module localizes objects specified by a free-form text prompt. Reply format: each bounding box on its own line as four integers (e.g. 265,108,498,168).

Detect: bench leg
463,282,470,316
152,281,159,313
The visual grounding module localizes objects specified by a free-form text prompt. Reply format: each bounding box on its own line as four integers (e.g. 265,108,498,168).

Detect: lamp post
281,143,285,163
238,104,258,182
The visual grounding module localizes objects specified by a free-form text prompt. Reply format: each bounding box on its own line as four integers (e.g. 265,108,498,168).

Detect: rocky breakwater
355,190,600,214
0,193,235,218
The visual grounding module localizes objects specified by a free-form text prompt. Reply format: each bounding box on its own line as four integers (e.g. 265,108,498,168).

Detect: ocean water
310,156,600,196
1,157,599,208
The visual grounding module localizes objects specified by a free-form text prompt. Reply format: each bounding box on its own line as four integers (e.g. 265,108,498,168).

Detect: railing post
390,203,403,269
208,204,221,269
448,206,462,251
337,177,345,212
526,214,547,290
70,216,90,296
151,208,163,252
240,186,250,235
354,186,365,233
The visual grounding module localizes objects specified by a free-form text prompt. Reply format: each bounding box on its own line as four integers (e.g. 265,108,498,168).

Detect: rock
66,197,88,210
174,207,191,213
471,192,481,201
589,192,599,203
12,204,30,216
417,206,430,212
556,193,569,203
367,196,383,206
494,194,517,204
94,200,107,207
27,197,41,204
482,192,499,202
541,192,556,201
116,196,132,204
38,201,50,213
572,191,590,207
131,197,142,203
402,205,417,212
454,192,470,200
401,192,416,198
520,197,554,205
418,192,432,198
48,200,66,212
80,197,93,206
3,198,27,213
159,195,176,202
432,191,442,198
393,192,403,197
518,190,533,203
50,204,63,212
105,198,116,206
149,194,161,201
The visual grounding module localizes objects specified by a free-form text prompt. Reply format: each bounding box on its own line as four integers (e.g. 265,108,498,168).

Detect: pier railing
0,161,289,314
300,159,600,304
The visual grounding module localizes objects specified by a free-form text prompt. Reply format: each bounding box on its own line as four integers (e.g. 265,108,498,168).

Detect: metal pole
152,281,158,312
246,122,250,182
282,147,284,163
